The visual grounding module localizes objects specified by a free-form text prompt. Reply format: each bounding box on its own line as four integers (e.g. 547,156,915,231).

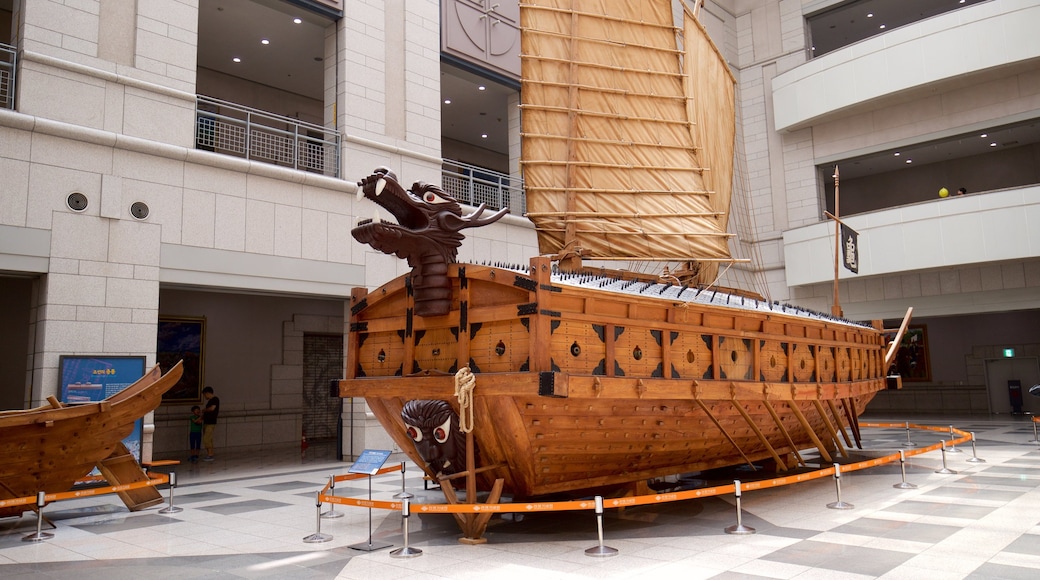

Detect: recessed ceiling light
261,39,270,45
867,13,873,18
444,99,451,104
990,142,997,147
478,86,486,91
481,134,488,139
879,24,886,29
233,57,241,63
980,133,987,138
293,18,302,24
893,152,900,156
905,159,912,164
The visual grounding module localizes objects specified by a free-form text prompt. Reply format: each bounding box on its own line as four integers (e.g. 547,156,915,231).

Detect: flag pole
831,166,843,318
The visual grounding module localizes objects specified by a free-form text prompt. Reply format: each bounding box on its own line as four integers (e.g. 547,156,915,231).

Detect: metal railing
441,159,525,215
1,42,16,111
195,95,341,178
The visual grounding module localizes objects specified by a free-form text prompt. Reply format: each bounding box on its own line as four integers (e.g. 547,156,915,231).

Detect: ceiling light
905,159,912,164
481,134,488,139
293,18,302,24
478,86,486,91
879,24,886,29
980,134,987,138
444,99,451,104
233,57,241,63
893,152,900,156
990,142,997,147
261,39,270,45
867,13,873,18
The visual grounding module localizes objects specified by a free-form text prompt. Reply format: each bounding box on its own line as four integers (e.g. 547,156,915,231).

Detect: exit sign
1003,348,1015,358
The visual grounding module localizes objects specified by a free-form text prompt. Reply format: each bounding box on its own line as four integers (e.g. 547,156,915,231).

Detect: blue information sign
59,356,146,461
348,449,392,475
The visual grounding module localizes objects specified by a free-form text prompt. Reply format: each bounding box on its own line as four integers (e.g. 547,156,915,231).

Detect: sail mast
560,0,581,271
831,166,843,317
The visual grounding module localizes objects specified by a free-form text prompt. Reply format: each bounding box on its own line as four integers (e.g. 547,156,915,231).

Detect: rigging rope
454,366,476,433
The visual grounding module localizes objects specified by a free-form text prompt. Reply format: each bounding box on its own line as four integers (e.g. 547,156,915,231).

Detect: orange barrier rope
0,472,169,510
320,423,979,514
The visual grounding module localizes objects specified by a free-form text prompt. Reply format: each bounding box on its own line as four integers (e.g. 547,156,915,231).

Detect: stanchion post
724,479,756,534
966,432,986,464
935,440,957,474
22,491,54,542
1028,420,1040,445
826,463,854,509
321,474,344,519
946,425,962,453
390,498,422,558
893,449,917,489
393,462,414,500
901,421,918,448
584,495,618,557
158,471,183,514
303,490,333,543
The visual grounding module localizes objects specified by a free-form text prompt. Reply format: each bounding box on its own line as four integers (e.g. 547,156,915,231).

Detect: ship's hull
338,258,890,498
0,362,183,515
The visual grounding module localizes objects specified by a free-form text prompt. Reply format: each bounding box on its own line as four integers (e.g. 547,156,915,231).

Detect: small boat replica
338,0,910,540
0,361,183,517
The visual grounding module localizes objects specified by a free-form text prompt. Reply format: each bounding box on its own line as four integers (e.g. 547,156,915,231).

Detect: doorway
985,357,1040,414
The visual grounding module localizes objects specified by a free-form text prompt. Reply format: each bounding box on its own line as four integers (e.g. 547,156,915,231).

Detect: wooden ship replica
0,361,183,517
338,1,909,540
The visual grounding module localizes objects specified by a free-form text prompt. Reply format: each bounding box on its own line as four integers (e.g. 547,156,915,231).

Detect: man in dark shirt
201,386,220,461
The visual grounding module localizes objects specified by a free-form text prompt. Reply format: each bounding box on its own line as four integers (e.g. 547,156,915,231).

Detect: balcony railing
195,95,341,178
441,159,525,215
1,42,16,111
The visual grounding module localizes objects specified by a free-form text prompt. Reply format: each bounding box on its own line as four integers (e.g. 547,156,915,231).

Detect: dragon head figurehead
401,399,468,477
352,167,509,317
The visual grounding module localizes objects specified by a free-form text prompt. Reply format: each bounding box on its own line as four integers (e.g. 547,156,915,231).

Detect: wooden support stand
95,442,164,511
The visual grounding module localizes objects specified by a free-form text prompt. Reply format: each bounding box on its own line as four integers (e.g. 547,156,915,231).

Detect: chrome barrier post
22,491,54,542
158,471,183,514
303,490,333,543
935,440,957,474
966,432,986,464
724,479,756,534
901,421,918,448
826,464,854,510
946,425,962,453
390,498,422,558
321,475,344,519
893,449,917,489
1028,421,1040,445
393,463,414,500
584,495,618,556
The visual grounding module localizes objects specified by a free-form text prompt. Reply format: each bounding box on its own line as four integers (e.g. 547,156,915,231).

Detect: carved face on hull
352,167,509,316
401,399,466,476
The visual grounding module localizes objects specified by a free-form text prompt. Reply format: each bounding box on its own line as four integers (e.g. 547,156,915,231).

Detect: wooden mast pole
558,1,582,271
831,166,843,317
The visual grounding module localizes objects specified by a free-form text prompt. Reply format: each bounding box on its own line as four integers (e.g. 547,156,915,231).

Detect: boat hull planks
338,258,889,498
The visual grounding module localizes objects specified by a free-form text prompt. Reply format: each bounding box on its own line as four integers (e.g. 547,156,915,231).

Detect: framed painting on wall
157,316,206,402
893,325,930,382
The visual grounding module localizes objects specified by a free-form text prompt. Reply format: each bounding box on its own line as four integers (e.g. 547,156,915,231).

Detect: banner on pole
840,224,859,274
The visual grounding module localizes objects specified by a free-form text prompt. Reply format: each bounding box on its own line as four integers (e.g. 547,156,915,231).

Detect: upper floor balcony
782,184,1040,288
195,96,523,213
773,0,1040,132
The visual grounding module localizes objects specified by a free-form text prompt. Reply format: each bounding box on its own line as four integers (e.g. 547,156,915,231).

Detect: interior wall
1,8,11,44
0,277,31,410
891,309,1040,385
196,67,324,125
826,143,1040,216
442,137,508,173
157,289,343,412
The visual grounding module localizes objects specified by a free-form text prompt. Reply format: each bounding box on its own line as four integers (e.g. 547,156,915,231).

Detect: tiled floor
2,415,1040,579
